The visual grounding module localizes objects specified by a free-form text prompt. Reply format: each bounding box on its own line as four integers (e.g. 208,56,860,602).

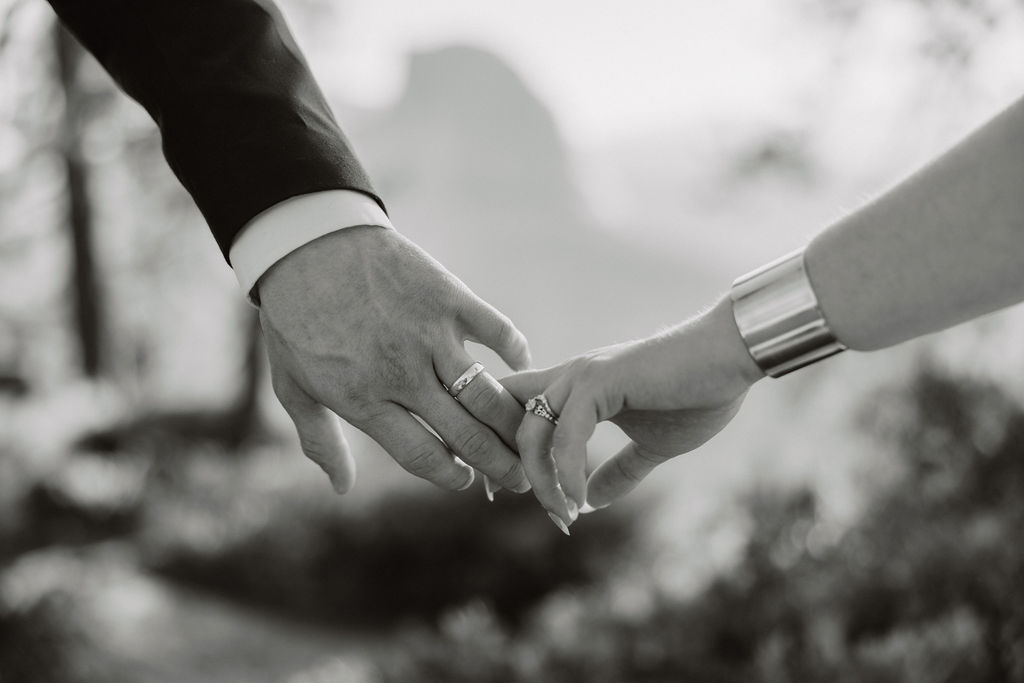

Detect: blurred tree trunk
54,24,105,378
225,309,265,443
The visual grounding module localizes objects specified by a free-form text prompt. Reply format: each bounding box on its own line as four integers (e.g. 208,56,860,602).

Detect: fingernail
483,475,497,502
511,479,532,494
456,470,475,491
579,502,604,514
566,497,579,523
547,512,571,536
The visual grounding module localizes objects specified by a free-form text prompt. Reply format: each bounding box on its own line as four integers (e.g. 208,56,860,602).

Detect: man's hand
501,296,764,528
257,226,532,494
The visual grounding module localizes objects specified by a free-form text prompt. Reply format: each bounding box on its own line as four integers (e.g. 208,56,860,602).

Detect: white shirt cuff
229,189,393,303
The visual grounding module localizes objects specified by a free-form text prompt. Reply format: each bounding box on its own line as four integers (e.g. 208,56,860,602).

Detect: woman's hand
501,296,764,531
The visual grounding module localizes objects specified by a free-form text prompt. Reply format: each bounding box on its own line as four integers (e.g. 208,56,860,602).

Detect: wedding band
524,394,559,425
448,362,485,399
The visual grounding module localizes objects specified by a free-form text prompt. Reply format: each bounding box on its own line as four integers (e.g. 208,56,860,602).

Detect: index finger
499,366,564,405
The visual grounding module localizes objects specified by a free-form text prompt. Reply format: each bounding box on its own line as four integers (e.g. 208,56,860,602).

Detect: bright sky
311,0,840,146
6,0,1020,151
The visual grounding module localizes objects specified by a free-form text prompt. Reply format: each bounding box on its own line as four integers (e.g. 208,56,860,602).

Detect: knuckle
493,315,520,348
634,445,666,467
299,437,332,468
574,356,607,387
403,444,444,477
551,428,574,452
516,435,541,460
374,341,421,393
452,426,493,460
496,458,523,486
348,401,388,429
299,436,325,462
613,455,647,484
464,380,500,415
516,422,547,453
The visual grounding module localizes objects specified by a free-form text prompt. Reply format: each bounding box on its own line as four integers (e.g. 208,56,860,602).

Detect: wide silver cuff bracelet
730,248,846,377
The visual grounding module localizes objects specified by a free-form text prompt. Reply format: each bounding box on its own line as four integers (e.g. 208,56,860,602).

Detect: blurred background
1,0,1024,681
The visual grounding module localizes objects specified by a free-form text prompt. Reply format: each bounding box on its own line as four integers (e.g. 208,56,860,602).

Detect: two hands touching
258,225,533,497
257,94,1024,532
49,0,1024,540
502,296,764,532
258,225,761,533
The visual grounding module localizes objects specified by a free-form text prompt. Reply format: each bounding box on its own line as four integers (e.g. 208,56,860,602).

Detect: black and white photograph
1,1,1023,681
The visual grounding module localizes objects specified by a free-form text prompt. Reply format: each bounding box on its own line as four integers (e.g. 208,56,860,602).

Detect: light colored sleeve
229,189,394,303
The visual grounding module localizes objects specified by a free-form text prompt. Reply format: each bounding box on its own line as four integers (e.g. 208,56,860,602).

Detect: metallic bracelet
730,248,846,377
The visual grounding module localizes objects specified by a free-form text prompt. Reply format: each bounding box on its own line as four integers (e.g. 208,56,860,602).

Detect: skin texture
502,297,764,527
808,95,1024,350
503,95,1024,527
258,225,532,494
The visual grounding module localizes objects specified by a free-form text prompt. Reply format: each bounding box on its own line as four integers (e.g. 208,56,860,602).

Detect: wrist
705,295,766,390
675,294,765,401
255,224,388,307
730,248,847,377
230,190,393,304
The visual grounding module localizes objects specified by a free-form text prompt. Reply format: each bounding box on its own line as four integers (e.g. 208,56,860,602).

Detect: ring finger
439,354,523,450
413,384,529,493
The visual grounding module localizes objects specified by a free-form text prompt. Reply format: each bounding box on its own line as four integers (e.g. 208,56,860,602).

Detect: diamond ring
524,394,559,425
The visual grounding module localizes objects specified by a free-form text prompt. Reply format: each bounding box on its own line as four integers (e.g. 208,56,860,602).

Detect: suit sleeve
46,0,384,262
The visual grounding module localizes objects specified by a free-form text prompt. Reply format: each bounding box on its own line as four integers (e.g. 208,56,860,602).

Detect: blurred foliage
0,593,124,683
0,440,640,680
802,0,1021,69
0,437,640,615
136,462,640,627
5,342,1024,683
362,363,1024,682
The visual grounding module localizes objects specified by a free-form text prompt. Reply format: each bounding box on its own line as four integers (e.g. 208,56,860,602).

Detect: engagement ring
525,394,559,425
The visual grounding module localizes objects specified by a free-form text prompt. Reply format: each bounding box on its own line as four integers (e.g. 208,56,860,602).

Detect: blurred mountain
354,44,727,368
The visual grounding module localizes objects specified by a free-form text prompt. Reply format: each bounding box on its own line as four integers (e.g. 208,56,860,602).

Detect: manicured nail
566,497,579,522
512,478,532,494
580,502,609,514
483,475,497,502
547,512,571,536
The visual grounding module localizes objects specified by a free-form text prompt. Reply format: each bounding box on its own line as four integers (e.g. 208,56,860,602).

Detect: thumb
273,371,357,493
585,441,667,510
460,297,532,371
